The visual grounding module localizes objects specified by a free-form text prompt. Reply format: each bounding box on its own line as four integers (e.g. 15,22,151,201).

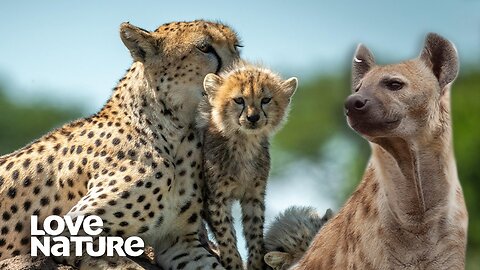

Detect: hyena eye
385,80,404,91
261,97,272,104
233,97,245,105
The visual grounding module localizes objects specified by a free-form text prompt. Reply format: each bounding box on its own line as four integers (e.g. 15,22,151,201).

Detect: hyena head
203,63,298,136
120,21,241,119
344,33,459,141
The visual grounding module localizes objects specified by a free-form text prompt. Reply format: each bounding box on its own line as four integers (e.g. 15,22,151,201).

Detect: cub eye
233,97,244,105
385,80,404,91
261,97,272,104
197,43,214,54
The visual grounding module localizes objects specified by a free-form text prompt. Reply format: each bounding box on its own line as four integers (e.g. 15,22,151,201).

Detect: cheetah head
120,20,241,123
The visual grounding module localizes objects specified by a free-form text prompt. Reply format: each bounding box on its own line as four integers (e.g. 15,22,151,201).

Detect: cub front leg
241,186,267,270
206,195,243,270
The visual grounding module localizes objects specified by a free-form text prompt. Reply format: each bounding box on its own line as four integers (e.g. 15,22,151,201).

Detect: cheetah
295,33,468,269
263,206,333,270
197,62,298,270
0,20,241,269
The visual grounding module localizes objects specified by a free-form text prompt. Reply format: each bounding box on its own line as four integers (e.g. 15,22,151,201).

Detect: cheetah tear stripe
30,215,144,257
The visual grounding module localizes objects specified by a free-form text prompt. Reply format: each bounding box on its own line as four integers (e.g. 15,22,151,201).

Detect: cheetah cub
198,62,298,270
264,206,333,270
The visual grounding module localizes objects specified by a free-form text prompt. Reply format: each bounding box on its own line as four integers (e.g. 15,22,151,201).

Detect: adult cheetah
0,20,240,269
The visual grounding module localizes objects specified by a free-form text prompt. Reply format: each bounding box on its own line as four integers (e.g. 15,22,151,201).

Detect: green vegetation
0,70,478,268
0,90,81,154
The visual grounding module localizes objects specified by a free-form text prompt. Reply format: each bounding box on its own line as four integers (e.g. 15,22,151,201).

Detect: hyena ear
352,44,376,88
419,33,459,92
203,73,223,98
282,77,298,98
264,251,293,269
120,22,157,62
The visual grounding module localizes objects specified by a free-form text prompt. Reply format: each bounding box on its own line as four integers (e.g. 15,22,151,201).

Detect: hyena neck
100,62,189,139
370,120,457,227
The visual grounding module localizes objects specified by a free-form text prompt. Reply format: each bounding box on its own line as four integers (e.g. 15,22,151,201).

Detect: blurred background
0,0,479,268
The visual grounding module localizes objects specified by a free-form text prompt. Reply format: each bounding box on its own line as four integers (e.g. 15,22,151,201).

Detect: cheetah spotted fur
0,20,240,270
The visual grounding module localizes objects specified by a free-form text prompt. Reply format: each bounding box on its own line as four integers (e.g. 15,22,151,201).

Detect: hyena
294,33,468,269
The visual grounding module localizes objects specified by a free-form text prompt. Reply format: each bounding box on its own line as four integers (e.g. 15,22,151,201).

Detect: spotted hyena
295,33,468,269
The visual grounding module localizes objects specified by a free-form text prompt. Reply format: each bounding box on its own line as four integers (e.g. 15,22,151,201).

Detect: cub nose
344,95,369,115
247,114,260,123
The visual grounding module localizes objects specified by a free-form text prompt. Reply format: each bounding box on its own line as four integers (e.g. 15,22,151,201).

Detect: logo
31,215,144,257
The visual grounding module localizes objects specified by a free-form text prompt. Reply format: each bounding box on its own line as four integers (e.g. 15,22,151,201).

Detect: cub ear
419,33,459,92
120,22,157,62
203,73,223,98
352,44,375,88
282,77,298,98
264,251,293,269
322,208,334,222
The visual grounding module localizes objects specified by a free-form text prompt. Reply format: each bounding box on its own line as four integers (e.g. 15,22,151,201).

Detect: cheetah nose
247,114,260,123
344,95,369,116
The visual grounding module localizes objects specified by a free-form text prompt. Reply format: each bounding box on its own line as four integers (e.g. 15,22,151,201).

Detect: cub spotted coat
198,62,298,270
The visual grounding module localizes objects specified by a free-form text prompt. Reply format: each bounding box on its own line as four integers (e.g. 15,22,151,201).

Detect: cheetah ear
264,251,292,269
352,44,375,89
282,77,298,98
419,33,459,93
120,22,157,62
203,73,223,98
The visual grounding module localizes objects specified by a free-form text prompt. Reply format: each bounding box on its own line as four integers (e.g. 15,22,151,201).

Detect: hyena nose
247,114,260,123
344,95,369,115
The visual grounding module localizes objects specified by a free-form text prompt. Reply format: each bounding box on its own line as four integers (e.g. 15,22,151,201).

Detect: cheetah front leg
206,196,243,270
77,254,150,270
53,185,155,270
240,187,267,270
52,158,172,269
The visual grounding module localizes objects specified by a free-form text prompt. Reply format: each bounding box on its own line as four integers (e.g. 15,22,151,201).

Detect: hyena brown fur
264,206,333,270
198,62,298,270
295,33,468,269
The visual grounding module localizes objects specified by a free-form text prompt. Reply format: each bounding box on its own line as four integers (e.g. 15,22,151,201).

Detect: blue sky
0,0,479,112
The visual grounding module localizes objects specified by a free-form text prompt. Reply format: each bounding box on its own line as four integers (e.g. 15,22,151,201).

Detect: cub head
203,64,297,136
120,20,241,122
345,33,458,141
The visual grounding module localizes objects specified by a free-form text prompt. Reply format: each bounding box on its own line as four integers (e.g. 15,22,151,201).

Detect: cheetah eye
196,43,215,54
233,97,244,105
261,97,272,104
